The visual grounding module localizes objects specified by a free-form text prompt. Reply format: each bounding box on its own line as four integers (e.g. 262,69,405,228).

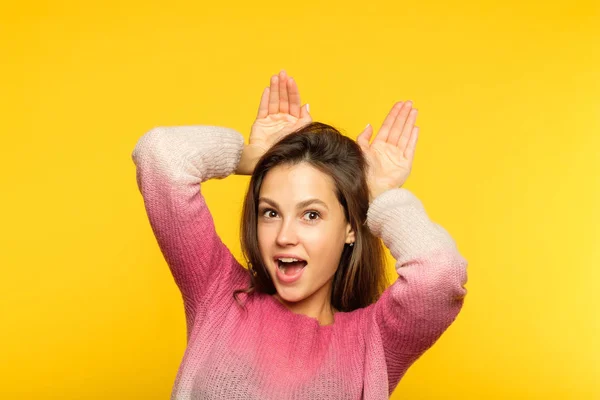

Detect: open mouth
276,258,308,277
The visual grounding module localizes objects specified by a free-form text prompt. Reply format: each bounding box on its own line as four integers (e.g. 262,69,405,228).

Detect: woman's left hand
357,101,419,203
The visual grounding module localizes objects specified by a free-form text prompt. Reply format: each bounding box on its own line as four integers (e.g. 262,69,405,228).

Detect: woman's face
257,162,355,307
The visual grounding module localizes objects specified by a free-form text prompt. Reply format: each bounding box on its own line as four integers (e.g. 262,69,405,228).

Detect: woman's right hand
237,71,311,175
249,70,312,154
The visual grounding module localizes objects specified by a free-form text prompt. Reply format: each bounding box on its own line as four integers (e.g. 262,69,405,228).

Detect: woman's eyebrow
258,197,329,211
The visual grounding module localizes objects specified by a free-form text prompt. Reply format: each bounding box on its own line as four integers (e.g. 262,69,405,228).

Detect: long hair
235,122,388,312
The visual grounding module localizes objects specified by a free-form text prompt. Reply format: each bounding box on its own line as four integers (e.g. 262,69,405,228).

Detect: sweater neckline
262,292,343,329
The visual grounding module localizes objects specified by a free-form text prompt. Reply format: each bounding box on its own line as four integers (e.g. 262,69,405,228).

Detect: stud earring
349,242,354,247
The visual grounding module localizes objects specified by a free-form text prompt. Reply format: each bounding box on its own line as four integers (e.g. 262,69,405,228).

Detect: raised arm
358,101,468,393
367,188,467,393
131,125,246,332
131,71,311,335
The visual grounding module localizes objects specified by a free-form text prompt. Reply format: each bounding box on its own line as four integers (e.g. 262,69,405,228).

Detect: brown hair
235,122,388,312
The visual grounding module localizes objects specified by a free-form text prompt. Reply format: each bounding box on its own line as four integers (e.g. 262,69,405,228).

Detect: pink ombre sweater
131,125,468,400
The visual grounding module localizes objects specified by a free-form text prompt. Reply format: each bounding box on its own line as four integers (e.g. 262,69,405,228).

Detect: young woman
132,71,468,399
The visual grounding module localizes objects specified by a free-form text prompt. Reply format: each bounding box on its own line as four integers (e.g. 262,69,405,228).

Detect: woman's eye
262,209,277,218
304,211,320,221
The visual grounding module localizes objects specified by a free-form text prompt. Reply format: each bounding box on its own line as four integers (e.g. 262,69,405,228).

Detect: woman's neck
273,285,337,326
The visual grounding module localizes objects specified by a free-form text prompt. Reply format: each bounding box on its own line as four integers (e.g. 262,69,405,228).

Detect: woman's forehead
259,163,337,205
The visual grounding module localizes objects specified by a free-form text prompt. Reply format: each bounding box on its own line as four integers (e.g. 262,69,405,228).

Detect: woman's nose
276,220,298,246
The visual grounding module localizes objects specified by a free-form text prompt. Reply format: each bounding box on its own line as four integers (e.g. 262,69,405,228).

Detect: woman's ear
345,223,356,244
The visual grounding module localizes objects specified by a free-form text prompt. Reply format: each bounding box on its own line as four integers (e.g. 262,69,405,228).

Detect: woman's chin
274,288,306,304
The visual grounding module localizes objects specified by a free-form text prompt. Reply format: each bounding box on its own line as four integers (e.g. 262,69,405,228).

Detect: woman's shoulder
340,299,381,326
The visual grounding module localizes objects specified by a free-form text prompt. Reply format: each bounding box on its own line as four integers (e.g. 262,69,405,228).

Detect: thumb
357,123,373,150
299,103,311,121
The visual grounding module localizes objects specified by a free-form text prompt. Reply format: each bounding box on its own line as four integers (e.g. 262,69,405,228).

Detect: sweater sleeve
366,188,468,394
131,125,246,335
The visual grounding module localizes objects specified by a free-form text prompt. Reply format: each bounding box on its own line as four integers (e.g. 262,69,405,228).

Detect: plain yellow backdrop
1,0,598,398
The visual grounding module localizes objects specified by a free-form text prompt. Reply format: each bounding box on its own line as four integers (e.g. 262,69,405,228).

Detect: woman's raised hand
249,70,312,153
236,71,311,175
356,101,419,202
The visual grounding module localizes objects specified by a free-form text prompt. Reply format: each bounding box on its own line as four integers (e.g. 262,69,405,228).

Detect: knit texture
132,125,468,400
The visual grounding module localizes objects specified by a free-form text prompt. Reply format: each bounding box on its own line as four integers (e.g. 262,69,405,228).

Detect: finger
405,126,419,162
256,87,270,119
279,70,289,114
397,108,418,151
388,101,413,147
288,78,301,118
299,103,311,124
357,124,373,150
268,75,280,114
374,102,403,143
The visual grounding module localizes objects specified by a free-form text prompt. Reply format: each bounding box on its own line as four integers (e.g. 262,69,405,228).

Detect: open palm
357,101,419,202
250,71,311,153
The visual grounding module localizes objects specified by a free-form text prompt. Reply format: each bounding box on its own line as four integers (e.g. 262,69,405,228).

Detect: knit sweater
131,125,468,400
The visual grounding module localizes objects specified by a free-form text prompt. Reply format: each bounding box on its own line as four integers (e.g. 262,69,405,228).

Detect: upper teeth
278,258,300,263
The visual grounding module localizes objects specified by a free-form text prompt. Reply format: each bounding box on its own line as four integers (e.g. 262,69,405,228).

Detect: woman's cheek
300,224,329,252
257,226,273,267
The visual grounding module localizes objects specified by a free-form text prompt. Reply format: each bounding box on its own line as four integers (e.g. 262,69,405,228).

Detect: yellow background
1,0,598,398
